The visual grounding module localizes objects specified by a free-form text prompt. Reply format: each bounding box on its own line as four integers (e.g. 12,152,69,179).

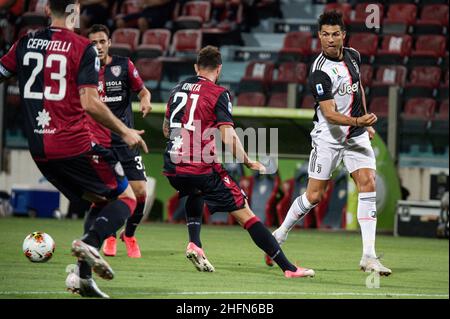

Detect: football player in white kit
271,10,391,276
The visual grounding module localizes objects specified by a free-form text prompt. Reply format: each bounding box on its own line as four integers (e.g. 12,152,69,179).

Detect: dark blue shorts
35,144,128,201
112,146,146,182
167,165,247,214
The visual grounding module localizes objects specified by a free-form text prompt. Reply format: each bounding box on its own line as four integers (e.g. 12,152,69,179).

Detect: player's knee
358,175,376,193
307,190,325,205
119,196,137,215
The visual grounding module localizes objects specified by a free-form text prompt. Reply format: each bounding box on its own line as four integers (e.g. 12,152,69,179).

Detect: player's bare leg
232,202,315,278
352,168,392,276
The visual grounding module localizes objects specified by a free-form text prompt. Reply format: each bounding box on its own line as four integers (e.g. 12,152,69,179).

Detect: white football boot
360,255,392,276
65,265,109,298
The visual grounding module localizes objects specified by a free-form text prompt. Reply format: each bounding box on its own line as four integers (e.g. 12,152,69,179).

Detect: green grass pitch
0,217,448,299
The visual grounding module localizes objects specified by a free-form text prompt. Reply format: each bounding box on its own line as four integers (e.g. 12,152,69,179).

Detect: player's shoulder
111,55,130,65
344,47,361,61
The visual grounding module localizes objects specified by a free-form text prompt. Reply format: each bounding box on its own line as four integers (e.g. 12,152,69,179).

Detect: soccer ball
22,232,55,262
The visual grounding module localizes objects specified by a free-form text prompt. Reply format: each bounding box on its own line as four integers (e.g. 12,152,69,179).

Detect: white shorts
308,132,376,180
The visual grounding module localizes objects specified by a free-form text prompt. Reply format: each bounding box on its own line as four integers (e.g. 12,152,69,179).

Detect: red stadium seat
360,64,374,87
134,58,163,82
411,35,447,58
181,1,211,23
406,66,442,89
111,28,140,50
300,95,316,109
242,61,275,89
348,33,378,62
385,3,417,24
403,98,436,119
267,92,288,108
171,29,202,56
141,29,171,53
416,4,448,26
280,32,313,57
436,99,449,120
369,97,389,117
237,92,266,107
275,62,308,84
372,65,407,86
378,35,412,57
324,3,352,24
371,65,407,96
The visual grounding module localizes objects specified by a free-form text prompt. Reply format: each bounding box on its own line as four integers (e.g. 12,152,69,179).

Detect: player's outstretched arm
138,87,152,118
319,99,377,127
219,125,266,173
79,87,148,153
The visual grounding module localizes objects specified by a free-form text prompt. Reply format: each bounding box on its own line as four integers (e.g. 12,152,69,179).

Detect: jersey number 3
23,52,67,101
169,92,199,131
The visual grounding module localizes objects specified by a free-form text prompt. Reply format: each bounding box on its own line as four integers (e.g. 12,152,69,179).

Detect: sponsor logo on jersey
111,66,122,77
350,58,359,73
101,95,123,103
338,81,359,96
34,109,56,135
316,83,324,96
133,68,139,78
98,81,104,93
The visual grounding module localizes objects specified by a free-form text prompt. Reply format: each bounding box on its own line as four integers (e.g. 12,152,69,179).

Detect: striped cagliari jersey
309,47,366,144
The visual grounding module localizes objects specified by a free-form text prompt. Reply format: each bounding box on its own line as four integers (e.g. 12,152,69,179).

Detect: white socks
357,192,377,258
279,193,316,233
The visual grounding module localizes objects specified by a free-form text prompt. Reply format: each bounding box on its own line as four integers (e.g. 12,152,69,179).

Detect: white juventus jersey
309,47,366,144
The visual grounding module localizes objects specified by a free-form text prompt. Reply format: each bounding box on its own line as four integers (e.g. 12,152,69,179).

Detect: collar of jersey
322,51,344,62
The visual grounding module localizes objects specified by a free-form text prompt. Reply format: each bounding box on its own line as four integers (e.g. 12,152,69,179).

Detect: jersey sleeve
215,90,234,127
127,59,144,92
0,42,18,79
77,45,99,89
309,70,333,102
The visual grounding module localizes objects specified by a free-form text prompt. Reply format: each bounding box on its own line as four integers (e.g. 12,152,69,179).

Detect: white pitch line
0,291,448,298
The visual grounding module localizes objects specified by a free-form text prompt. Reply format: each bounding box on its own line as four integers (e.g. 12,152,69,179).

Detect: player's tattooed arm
162,117,170,139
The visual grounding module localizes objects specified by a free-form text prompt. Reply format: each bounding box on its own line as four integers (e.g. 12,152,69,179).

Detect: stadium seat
267,92,288,108
409,35,447,66
429,99,449,154
109,43,133,57
279,32,313,62
181,1,211,23
300,94,316,109
360,64,374,87
141,29,171,53
275,62,308,85
369,96,389,141
375,34,412,65
324,3,352,24
403,66,442,99
134,58,163,82
382,3,417,34
371,65,407,96
400,98,437,153
348,33,378,63
236,92,266,107
171,29,202,57
414,4,449,35
402,98,436,120
111,28,140,51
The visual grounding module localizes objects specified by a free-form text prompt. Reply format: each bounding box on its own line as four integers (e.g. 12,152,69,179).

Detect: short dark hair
196,46,222,70
87,24,110,38
48,0,77,17
318,10,345,31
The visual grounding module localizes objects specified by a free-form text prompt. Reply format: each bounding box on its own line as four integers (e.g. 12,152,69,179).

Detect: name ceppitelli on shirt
27,39,72,52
